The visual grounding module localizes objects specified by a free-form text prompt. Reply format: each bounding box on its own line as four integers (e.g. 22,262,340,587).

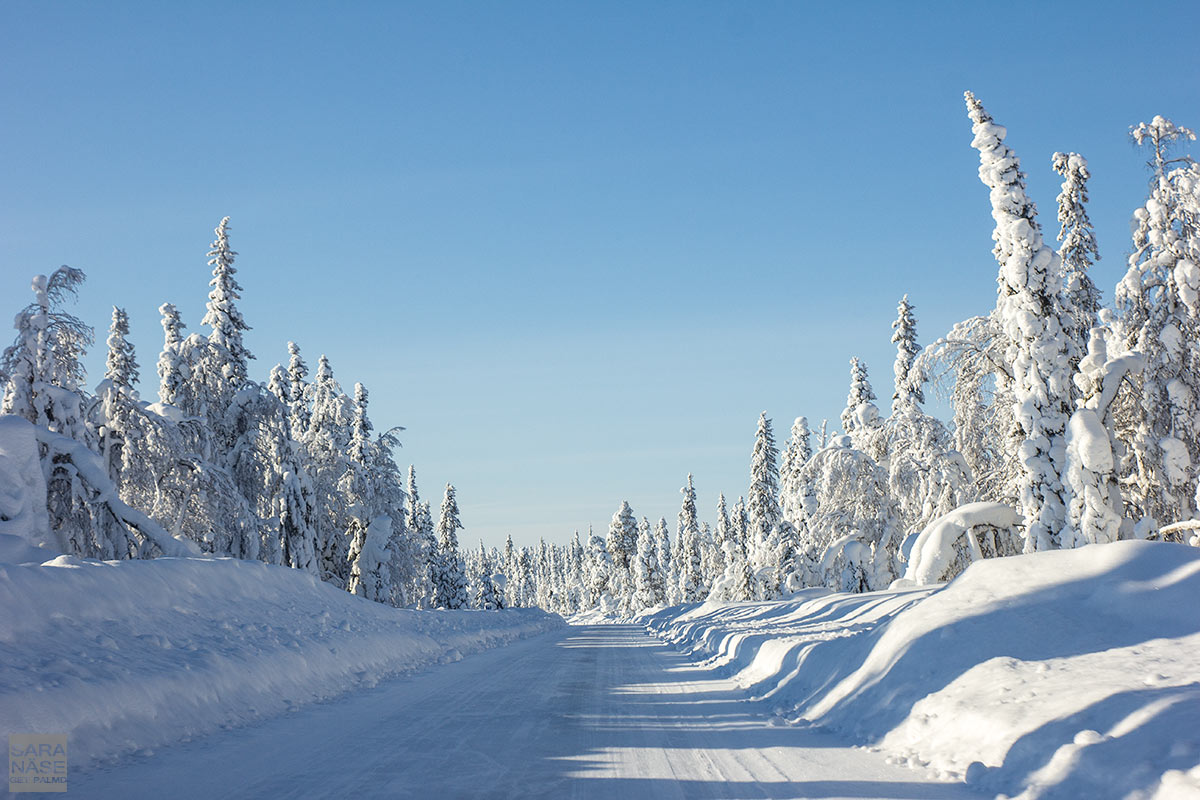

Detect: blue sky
2,1,1198,549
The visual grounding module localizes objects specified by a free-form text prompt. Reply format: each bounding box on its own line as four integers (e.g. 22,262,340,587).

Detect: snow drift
0,551,563,769
642,540,1200,799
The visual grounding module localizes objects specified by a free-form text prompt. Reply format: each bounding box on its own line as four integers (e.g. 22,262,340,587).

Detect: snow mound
644,541,1200,799
0,554,563,769
902,501,1021,585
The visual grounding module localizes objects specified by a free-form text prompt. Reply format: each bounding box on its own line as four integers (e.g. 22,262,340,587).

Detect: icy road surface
75,625,977,799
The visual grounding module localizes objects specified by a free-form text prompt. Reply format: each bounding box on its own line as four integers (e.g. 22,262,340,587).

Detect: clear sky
2,1,1198,549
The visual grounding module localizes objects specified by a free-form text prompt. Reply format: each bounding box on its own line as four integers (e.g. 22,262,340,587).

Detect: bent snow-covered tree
966,90,1072,552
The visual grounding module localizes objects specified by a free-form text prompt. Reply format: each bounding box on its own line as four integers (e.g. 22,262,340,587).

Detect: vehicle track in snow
73,624,978,799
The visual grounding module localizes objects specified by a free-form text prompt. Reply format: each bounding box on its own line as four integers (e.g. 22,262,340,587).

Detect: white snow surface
0,552,563,770
642,540,1200,800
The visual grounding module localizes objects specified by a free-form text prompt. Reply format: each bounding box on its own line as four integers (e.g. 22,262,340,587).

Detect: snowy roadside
640,540,1200,800
0,545,564,769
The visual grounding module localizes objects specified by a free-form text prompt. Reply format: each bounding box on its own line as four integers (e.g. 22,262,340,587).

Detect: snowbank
643,541,1200,799
0,553,563,768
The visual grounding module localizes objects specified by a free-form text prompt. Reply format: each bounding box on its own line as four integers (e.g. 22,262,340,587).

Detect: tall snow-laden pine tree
346,383,388,600
92,306,143,558
841,358,880,450
586,527,611,608
605,500,638,613
1115,116,1200,526
633,516,665,609
892,295,924,408
155,303,187,406
1053,152,1102,381
779,417,813,528
746,412,783,595
716,496,754,601
305,355,352,585
434,483,467,609
675,475,704,602
606,500,638,572
652,517,673,604
200,217,253,391
97,307,139,483
286,342,311,436
966,90,1072,551
474,542,502,610
406,465,437,606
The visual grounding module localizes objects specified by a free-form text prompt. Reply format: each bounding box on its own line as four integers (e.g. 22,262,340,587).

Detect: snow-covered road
74,625,976,799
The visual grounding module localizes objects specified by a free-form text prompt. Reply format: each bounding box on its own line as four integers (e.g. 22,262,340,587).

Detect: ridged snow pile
642,540,1200,799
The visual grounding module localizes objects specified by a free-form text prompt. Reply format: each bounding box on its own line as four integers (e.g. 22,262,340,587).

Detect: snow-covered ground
63,624,977,799
0,541,562,772
641,540,1200,799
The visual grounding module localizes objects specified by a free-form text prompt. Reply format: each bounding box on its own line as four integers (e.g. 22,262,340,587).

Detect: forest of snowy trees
2,94,1199,617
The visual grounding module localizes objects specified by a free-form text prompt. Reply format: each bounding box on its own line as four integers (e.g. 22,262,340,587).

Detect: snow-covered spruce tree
1064,328,1145,546
746,413,785,597
586,527,611,609
700,518,723,592
633,516,665,609
747,413,780,546
405,466,437,606
515,547,534,608
264,368,319,576
652,517,674,604
286,342,311,436
676,474,705,602
1114,116,1199,526
779,417,813,529
1053,152,1102,381
474,542,502,610
433,483,467,609
368,436,418,608
96,307,139,483
892,296,924,408
502,533,519,607
304,355,353,585
698,521,720,595
566,531,585,612
536,539,555,611
875,300,975,536
709,493,731,583
166,218,265,561
346,383,391,601
710,496,752,600
91,307,145,558
155,303,187,406
200,217,253,391
966,90,1072,551
605,500,638,609
840,359,881,452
